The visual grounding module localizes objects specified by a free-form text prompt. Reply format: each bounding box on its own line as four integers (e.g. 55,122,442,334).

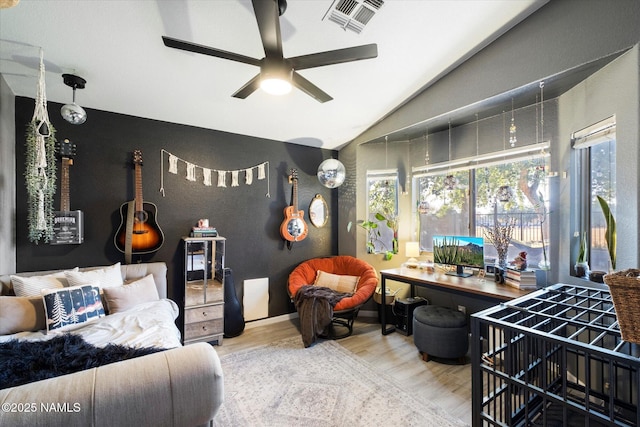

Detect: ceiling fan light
260,76,292,96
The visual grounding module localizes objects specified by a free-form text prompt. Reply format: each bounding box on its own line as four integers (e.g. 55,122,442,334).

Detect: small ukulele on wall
115,150,164,263
280,168,308,243
51,139,84,245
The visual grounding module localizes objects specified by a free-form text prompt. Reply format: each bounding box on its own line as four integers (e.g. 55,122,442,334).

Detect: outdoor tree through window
416,157,549,268
365,170,398,255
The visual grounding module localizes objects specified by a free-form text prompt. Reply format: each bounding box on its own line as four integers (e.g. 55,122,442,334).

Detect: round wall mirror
309,194,328,228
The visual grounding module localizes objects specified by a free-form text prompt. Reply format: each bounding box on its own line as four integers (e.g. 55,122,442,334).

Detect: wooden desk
379,268,533,335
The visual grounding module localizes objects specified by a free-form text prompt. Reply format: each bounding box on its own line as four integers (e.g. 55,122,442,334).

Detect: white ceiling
0,0,545,150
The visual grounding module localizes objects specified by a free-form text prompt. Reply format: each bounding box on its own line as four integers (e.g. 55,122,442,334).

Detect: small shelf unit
471,284,640,427
182,236,225,346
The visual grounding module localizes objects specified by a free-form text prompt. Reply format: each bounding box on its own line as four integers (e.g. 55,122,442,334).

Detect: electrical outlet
458,305,466,314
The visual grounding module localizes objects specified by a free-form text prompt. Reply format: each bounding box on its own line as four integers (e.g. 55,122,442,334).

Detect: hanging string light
509,98,517,147
475,113,480,162
498,110,513,203
534,86,545,173
444,120,457,190
418,129,431,214
536,80,556,177
424,129,430,165
383,135,390,188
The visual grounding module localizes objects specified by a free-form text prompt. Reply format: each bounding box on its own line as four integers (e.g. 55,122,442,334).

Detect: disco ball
317,158,346,188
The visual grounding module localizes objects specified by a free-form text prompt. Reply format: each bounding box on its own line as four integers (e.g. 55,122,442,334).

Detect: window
475,160,549,268
573,116,616,273
414,143,550,267
415,170,469,250
365,170,398,254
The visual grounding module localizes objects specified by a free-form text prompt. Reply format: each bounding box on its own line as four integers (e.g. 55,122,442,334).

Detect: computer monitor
432,235,484,277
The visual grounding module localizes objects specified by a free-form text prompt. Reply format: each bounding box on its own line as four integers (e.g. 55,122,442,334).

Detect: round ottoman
413,305,468,363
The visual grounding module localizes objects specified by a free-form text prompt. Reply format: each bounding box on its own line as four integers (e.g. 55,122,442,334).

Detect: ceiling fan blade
252,0,283,59
288,44,378,70
291,72,332,103
162,36,261,67
232,74,261,99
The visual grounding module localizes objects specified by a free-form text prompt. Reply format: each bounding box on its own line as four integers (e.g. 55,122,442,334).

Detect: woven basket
604,268,640,343
373,287,398,305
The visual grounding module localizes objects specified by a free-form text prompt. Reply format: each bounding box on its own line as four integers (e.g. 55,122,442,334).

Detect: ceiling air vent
324,0,384,34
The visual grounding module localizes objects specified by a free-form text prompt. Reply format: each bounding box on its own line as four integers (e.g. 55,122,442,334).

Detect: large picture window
475,160,549,268
414,143,550,268
573,116,616,274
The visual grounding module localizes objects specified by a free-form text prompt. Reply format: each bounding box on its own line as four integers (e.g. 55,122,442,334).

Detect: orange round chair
288,256,378,338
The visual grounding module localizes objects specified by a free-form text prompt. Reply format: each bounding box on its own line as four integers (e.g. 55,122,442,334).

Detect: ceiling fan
162,0,378,103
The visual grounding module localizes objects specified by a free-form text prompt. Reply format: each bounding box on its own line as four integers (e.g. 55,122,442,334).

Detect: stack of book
190,227,218,238
504,268,537,290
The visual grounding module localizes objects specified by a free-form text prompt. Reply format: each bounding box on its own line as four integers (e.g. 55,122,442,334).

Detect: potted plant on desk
484,217,516,270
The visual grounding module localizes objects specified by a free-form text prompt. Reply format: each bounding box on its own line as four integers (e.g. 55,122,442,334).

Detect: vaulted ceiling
0,0,546,149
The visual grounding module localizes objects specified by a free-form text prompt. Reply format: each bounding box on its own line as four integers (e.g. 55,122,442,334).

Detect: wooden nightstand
182,237,226,345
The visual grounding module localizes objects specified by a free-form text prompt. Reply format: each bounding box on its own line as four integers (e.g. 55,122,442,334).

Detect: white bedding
0,299,182,349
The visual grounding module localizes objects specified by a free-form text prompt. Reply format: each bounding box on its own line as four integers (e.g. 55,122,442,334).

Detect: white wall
0,74,16,274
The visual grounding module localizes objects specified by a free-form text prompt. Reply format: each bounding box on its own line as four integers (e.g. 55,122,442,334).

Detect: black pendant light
60,74,87,125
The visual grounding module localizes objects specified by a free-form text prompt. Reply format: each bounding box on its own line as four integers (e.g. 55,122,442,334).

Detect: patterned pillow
10,268,79,297
65,262,123,289
42,284,105,334
102,274,159,314
314,270,360,294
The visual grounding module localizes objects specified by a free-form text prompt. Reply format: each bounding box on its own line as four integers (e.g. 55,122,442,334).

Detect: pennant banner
159,149,270,197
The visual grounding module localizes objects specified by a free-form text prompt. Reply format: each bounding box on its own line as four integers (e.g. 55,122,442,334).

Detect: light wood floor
216,316,472,425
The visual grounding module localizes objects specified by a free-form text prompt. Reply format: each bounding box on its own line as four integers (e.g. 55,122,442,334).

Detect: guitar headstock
289,168,298,183
55,138,77,159
133,150,143,166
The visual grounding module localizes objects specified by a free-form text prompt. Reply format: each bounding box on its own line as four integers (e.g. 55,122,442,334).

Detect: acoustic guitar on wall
280,168,308,243
115,150,164,261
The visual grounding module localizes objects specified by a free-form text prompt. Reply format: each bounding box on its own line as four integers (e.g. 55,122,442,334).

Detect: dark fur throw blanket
294,285,350,348
0,334,164,389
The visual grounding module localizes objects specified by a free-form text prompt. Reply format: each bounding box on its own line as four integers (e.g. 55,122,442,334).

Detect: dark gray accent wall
13,97,338,318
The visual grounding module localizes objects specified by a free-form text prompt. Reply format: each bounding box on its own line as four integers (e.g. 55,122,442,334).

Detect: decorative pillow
10,268,79,297
314,270,359,294
65,262,123,289
0,296,46,334
102,274,159,314
42,284,105,334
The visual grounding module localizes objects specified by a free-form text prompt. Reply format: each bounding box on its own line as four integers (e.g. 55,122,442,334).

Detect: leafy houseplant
359,212,396,260
596,195,616,270
575,231,589,278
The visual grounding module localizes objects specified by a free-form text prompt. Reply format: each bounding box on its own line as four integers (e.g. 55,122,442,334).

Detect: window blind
412,141,549,178
572,115,616,149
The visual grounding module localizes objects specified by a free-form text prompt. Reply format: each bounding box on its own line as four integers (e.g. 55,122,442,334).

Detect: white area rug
213,336,468,427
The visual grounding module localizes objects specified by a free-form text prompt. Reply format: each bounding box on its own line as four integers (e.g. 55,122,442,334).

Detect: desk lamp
405,242,420,268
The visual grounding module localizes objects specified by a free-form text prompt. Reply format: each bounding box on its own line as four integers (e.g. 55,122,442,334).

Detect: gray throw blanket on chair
294,285,350,348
